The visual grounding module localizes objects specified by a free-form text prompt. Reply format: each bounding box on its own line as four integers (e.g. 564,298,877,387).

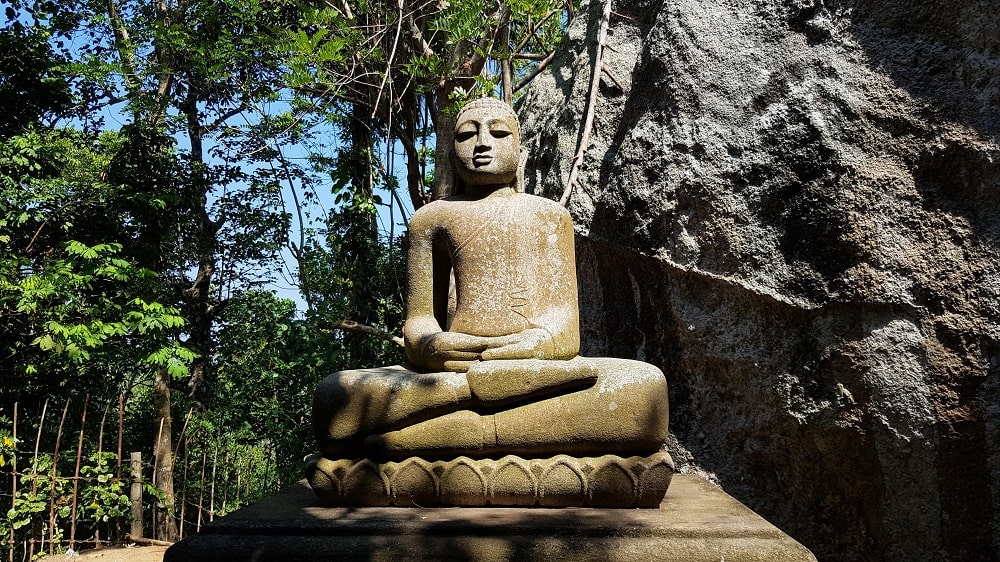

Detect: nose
475,130,494,152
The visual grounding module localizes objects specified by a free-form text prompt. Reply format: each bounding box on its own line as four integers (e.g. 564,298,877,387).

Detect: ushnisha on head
452,98,522,191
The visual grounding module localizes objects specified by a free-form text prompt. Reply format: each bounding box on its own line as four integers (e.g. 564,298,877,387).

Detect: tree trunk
431,98,456,201
182,92,219,397
343,104,380,365
152,368,178,542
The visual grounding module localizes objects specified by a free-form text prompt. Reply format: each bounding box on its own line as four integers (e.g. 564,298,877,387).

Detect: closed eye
455,131,476,142
491,129,512,138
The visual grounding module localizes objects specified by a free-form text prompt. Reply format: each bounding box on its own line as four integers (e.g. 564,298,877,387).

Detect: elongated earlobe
516,147,527,193
449,148,465,195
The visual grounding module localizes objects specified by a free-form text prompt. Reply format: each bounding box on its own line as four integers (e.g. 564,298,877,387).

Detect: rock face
518,1,1000,561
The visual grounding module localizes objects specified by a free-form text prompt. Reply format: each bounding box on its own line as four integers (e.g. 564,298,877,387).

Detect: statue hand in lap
312,98,668,461
414,328,556,372
478,327,555,360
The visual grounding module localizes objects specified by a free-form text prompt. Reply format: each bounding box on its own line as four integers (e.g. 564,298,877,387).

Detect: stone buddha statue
307,98,673,508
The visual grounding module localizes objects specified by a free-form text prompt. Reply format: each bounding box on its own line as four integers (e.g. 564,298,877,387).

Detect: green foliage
0,431,13,470
0,128,195,407
79,453,131,523
0,25,72,136
207,290,355,484
3,240,186,367
0,1,573,553
275,0,577,211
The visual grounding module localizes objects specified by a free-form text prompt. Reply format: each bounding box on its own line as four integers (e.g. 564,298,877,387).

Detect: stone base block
306,452,674,507
165,474,817,561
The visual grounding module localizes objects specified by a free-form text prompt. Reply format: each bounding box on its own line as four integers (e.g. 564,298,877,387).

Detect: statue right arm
403,206,504,371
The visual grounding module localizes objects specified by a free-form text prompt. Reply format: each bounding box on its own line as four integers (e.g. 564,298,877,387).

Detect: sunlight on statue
307,98,672,507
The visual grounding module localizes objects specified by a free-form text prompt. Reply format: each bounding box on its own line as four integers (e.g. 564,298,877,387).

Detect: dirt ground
65,545,168,562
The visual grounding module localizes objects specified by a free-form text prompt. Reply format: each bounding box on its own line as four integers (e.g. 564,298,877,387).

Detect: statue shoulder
409,199,452,232
515,193,573,222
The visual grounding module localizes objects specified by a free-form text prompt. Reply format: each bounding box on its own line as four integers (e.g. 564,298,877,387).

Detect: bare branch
152,0,175,123
513,8,559,55
321,0,354,20
405,12,435,58
512,50,555,92
199,104,249,136
561,0,613,207
601,63,625,91
498,17,513,106
332,320,404,348
372,0,406,121
467,6,510,82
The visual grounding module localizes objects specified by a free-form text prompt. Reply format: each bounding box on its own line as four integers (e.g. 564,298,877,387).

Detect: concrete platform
165,474,816,561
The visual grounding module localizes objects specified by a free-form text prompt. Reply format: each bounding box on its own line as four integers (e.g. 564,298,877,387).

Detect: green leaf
34,334,56,350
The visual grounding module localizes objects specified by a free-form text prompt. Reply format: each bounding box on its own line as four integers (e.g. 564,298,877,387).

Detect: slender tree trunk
399,87,428,209
182,92,220,397
152,368,178,541
431,94,456,201
344,104,380,364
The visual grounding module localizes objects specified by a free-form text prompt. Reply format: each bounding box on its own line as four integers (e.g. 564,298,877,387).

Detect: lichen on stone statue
307,97,673,507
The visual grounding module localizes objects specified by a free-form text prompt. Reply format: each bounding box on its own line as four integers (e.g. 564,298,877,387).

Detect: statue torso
425,191,571,337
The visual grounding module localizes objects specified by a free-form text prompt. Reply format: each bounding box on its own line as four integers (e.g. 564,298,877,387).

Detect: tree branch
199,104,249,136
467,6,510,82
151,0,175,124
372,0,406,120
331,320,404,348
498,16,513,106
513,8,559,55
405,11,435,58
512,50,555,92
561,0,613,207
105,0,140,95
601,63,625,91
321,0,354,20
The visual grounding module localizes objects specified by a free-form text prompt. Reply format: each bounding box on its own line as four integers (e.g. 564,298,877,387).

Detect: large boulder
518,1,1000,561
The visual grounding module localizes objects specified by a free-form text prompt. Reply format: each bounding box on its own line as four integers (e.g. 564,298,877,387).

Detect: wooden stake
234,453,243,506
9,403,17,562
27,398,47,562
116,394,124,481
94,402,110,548
172,409,193,458
220,447,231,515
29,399,48,491
130,453,143,539
69,395,89,550
196,450,207,533
178,436,189,539
209,444,218,522
96,403,110,461
48,399,71,556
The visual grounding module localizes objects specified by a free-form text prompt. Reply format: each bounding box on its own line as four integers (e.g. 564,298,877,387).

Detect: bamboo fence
1,398,280,561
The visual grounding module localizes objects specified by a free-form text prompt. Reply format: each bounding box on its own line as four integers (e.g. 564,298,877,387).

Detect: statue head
452,98,522,192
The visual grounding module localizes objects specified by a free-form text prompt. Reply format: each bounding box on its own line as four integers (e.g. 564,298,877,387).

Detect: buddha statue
307,98,673,507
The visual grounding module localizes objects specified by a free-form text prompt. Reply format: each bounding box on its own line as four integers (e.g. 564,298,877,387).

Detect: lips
472,155,493,167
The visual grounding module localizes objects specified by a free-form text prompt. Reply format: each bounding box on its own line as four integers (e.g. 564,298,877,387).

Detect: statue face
453,106,520,187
